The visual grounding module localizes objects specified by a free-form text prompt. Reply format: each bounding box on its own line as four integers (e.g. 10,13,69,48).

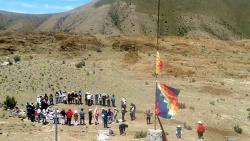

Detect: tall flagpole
157,0,161,45
155,0,161,130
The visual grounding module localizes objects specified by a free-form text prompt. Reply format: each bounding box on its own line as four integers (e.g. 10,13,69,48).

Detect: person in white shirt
37,107,41,123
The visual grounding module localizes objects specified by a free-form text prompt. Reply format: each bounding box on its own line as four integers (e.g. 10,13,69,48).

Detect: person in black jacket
119,123,128,135
88,109,93,125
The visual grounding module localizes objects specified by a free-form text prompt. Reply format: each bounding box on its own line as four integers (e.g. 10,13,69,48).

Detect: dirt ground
0,31,250,141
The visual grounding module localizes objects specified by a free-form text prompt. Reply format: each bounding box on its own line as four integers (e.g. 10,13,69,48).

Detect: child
176,125,183,138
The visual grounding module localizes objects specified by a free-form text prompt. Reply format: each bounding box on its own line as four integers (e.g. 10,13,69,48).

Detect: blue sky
0,0,93,14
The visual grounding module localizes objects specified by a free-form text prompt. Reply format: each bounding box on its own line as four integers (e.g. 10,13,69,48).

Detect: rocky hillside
0,0,250,39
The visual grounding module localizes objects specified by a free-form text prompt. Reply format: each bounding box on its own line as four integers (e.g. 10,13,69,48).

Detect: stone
225,138,237,141
147,129,163,141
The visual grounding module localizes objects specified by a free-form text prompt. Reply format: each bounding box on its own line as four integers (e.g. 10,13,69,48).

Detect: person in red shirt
197,120,205,139
66,109,73,126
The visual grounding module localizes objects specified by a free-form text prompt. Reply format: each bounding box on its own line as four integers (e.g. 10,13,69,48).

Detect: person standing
121,107,126,122
113,108,118,123
95,93,99,105
60,108,66,125
197,121,205,139
49,94,53,105
130,105,135,121
176,125,183,138
42,109,47,125
73,110,79,126
37,106,41,123
102,93,107,106
119,123,128,135
107,95,111,107
78,91,82,105
55,92,59,104
65,109,73,126
111,95,116,107
146,110,152,125
88,109,93,125
79,108,85,125
131,103,136,119
103,110,108,128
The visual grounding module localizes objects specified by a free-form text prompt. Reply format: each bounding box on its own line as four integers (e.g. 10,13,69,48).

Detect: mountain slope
0,10,51,31
0,0,250,39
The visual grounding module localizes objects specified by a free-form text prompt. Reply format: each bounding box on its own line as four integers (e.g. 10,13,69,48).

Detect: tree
3,96,17,110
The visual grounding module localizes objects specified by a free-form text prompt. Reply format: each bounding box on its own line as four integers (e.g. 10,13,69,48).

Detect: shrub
13,55,21,62
75,60,85,68
183,122,192,130
210,101,215,106
179,102,186,109
246,108,250,111
3,96,17,110
96,48,102,52
7,59,13,65
247,113,250,120
189,106,195,110
134,131,147,138
233,124,242,134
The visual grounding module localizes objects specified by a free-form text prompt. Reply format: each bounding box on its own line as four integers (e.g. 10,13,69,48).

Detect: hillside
0,0,250,39
0,31,250,140
0,10,51,31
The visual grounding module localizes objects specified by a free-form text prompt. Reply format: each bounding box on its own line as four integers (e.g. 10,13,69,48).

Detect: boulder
97,130,110,141
147,129,162,141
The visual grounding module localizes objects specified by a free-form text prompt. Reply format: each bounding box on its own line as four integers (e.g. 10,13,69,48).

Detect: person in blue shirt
79,108,85,125
176,125,183,138
103,110,108,128
111,95,116,107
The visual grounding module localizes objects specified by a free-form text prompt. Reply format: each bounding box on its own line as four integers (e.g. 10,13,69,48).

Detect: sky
0,0,93,14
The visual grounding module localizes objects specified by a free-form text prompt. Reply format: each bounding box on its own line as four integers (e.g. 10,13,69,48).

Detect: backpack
109,129,114,135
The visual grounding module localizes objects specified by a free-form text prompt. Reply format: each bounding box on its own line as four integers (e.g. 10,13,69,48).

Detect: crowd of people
24,91,133,136
25,91,205,139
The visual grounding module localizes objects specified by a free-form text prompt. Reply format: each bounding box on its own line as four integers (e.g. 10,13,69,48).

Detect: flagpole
157,0,161,45
155,0,161,130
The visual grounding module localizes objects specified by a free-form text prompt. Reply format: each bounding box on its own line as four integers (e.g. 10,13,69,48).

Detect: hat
198,121,202,124
114,108,117,110
89,109,92,111
102,107,105,110
177,125,181,128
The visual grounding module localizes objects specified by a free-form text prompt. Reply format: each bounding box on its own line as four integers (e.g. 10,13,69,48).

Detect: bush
134,131,147,138
233,124,242,134
3,96,17,110
183,122,192,130
13,55,21,62
179,102,186,109
96,48,102,52
75,60,85,68
246,108,250,111
210,101,215,106
247,113,250,120
189,106,195,110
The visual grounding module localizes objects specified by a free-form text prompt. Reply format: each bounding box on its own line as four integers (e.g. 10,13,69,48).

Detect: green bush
75,60,85,68
210,101,215,106
233,124,242,134
13,55,21,62
179,102,186,109
189,106,195,110
183,122,192,130
134,131,147,138
247,113,250,120
3,96,17,110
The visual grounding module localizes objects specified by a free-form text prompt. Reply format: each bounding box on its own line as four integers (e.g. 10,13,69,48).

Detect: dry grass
0,31,250,141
